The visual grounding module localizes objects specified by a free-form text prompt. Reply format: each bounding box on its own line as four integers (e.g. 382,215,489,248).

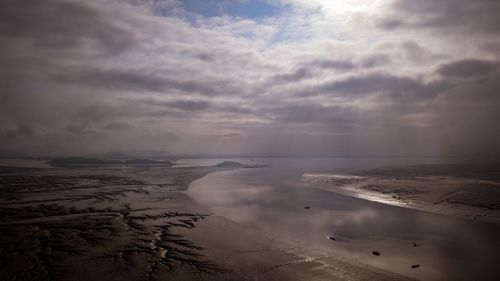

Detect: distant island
48,157,173,167
124,159,174,166
48,158,269,169
215,161,269,169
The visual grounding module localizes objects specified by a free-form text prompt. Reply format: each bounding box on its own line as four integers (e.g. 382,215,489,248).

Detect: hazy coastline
0,159,414,281
1,158,500,280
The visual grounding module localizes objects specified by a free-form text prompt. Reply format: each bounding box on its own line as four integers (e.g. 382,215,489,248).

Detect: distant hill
216,161,269,169
48,157,174,167
125,159,173,166
216,161,245,168
48,157,119,167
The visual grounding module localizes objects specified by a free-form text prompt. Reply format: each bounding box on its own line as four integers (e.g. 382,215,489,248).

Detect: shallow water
188,158,500,281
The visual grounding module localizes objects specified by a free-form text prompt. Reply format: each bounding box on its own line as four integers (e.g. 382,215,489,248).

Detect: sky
1,0,500,157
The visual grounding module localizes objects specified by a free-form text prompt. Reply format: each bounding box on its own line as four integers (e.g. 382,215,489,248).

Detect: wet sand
189,162,500,281
302,163,500,223
0,164,411,281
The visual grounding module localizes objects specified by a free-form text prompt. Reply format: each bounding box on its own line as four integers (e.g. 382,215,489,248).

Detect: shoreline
180,168,415,280
301,164,500,224
184,168,424,281
0,164,414,281
187,163,500,281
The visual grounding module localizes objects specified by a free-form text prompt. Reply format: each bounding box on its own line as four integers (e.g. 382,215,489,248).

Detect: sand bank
302,163,500,223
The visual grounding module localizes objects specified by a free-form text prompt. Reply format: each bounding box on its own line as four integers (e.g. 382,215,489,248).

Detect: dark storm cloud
267,61,354,86
140,98,212,112
195,52,215,62
359,54,391,68
326,75,427,96
270,68,314,84
267,102,355,126
52,67,242,97
66,123,90,135
0,0,136,54
437,59,499,79
268,55,390,86
53,69,171,92
140,98,253,115
399,41,438,63
299,74,447,102
307,55,389,72
103,122,134,131
3,124,37,138
311,59,355,71
379,0,500,34
164,100,212,111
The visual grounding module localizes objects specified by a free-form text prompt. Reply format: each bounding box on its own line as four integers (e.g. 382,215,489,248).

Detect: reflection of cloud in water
190,182,273,205
342,208,378,225
190,165,500,281
310,208,378,228
213,205,264,223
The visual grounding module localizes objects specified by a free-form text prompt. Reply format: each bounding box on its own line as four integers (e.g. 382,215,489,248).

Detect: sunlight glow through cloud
1,0,500,157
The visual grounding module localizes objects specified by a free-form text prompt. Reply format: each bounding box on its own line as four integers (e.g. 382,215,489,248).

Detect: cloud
1,0,500,157
311,59,355,71
269,67,314,84
66,123,90,134
52,67,244,97
299,74,446,103
0,0,136,55
3,124,37,138
162,100,212,111
437,59,499,78
379,0,500,36
103,122,134,131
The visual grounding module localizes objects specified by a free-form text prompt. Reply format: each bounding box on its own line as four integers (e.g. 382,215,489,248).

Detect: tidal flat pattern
302,163,500,222
0,166,225,281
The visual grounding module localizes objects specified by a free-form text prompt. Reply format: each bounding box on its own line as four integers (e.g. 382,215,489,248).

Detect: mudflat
302,163,500,223
0,165,411,281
